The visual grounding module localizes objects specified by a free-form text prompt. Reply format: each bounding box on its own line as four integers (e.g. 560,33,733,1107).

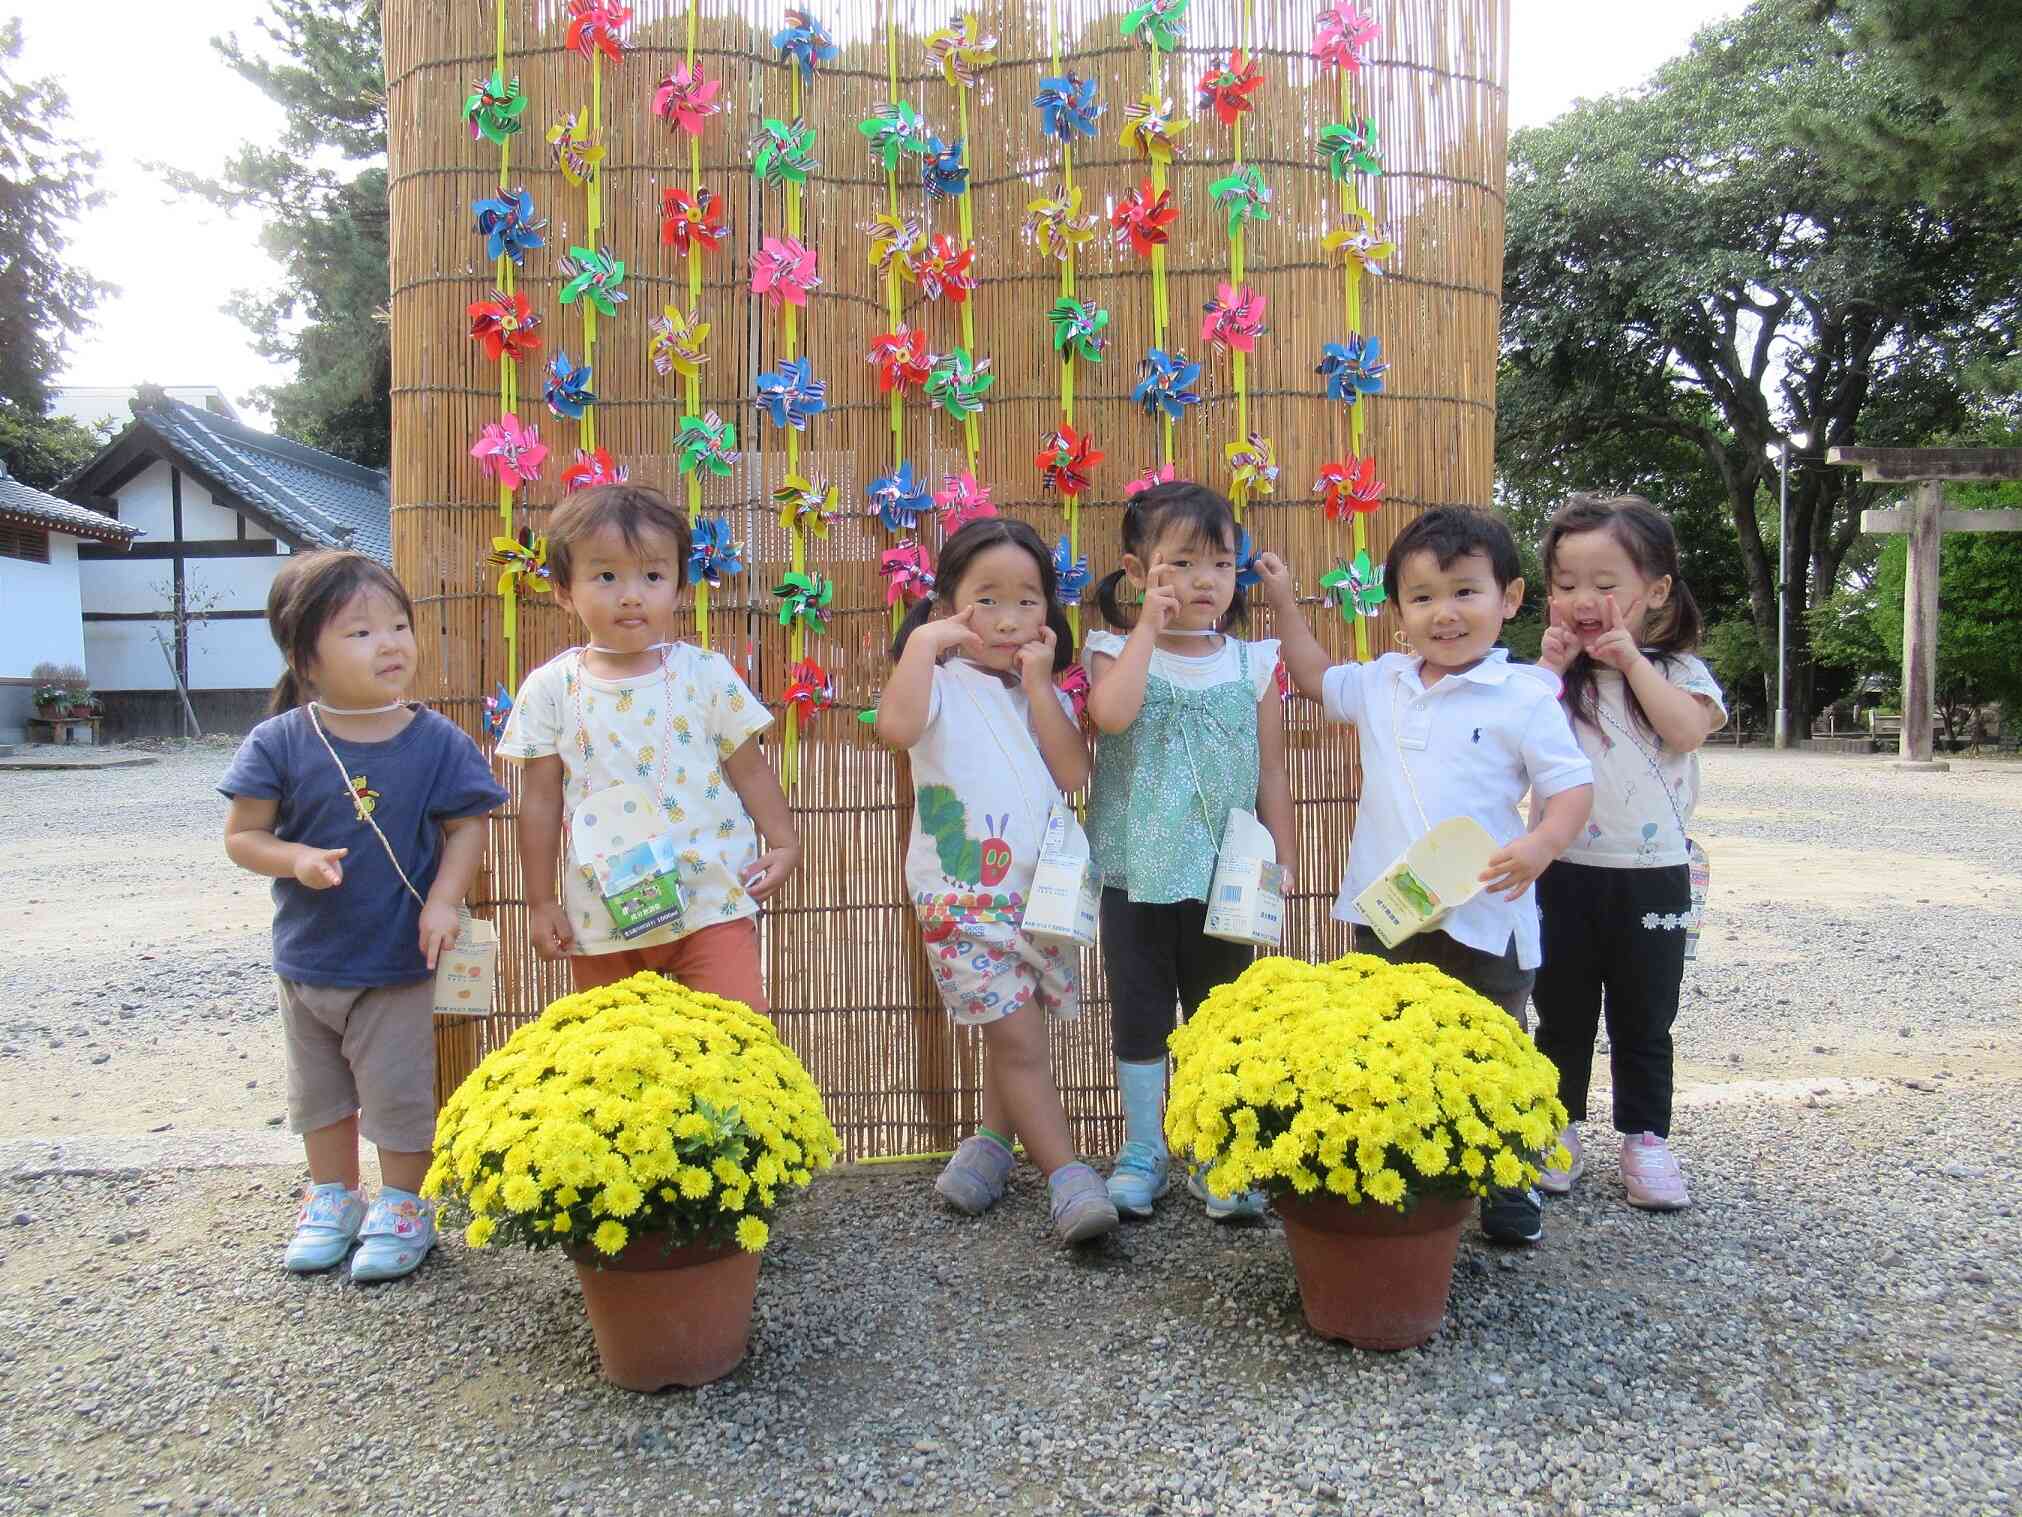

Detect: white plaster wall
0,537,85,677
186,557,279,612
189,620,284,689
85,618,174,690
81,556,173,616
182,486,237,539
112,461,178,538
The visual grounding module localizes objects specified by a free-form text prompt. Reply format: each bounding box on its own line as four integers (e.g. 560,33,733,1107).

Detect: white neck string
311,700,407,716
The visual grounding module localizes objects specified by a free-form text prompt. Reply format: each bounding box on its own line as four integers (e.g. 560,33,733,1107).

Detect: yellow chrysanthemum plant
423,973,840,1259
1166,955,1571,1212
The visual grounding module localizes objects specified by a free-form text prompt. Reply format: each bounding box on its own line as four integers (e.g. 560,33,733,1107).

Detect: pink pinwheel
653,60,724,136
1201,282,1269,354
880,541,936,606
470,415,548,490
906,234,977,303
1316,455,1385,520
564,0,631,64
1126,461,1177,497
936,472,997,532
867,327,931,394
1058,664,1091,722
1313,2,1380,73
751,235,820,309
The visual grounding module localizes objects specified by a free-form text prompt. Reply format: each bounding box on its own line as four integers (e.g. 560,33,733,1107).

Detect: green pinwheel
558,246,627,316
925,348,994,420
1121,0,1190,53
1319,118,1383,180
464,71,527,145
1207,166,1273,235
772,570,835,633
1321,550,1387,622
676,411,739,478
749,116,819,187
857,101,930,173
1049,298,1111,363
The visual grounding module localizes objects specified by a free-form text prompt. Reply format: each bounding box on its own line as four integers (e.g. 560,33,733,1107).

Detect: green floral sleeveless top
1089,638,1259,904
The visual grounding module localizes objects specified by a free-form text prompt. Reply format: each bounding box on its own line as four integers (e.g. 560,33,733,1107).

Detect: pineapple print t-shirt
498,644,772,953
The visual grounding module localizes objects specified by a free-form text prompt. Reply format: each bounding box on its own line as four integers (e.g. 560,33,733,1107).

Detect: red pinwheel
1036,423,1103,499
867,327,931,395
1316,455,1385,520
562,447,628,490
905,234,977,304
467,289,542,363
1198,49,1264,127
564,0,631,64
782,658,836,720
1111,180,1179,259
660,186,728,254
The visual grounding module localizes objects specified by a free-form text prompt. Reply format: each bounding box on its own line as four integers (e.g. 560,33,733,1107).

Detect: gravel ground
2,747,2019,1517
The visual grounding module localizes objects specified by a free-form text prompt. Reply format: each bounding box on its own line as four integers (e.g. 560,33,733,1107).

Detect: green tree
1499,2,2022,732
157,1,389,467
0,18,111,416
0,404,106,490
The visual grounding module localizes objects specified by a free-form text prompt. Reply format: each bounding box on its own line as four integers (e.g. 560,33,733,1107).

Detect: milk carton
1203,808,1286,948
1352,816,1500,949
432,911,499,1018
1021,800,1100,947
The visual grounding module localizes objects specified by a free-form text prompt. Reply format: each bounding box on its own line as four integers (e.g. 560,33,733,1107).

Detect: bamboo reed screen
384,0,1511,1158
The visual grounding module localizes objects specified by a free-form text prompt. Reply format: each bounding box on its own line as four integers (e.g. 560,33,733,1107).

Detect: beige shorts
921,918,1081,1027
277,977,437,1152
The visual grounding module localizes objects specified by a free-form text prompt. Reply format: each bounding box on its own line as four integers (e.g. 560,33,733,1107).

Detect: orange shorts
568,916,768,1014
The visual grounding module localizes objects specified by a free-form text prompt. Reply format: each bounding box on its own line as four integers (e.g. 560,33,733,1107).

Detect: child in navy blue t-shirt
221,551,506,1282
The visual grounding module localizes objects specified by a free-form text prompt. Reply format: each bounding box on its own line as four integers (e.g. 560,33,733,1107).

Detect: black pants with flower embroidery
1532,860,1691,1138
1100,889,1254,1063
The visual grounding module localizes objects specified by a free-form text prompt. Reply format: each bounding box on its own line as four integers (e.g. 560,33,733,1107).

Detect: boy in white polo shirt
1256,507,1593,1246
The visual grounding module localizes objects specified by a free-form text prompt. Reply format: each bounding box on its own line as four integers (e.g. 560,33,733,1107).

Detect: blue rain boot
1105,1059,1172,1219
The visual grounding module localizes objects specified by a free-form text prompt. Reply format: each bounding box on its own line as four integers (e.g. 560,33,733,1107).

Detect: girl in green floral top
1084,482,1296,1221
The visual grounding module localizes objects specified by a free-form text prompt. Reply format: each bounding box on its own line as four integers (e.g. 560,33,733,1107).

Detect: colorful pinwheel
1319,118,1383,180
1033,73,1102,141
755,356,827,430
1023,187,1097,262
688,518,745,588
1322,550,1386,620
660,186,729,253
1049,298,1110,363
561,447,627,490
544,352,595,421
487,528,553,593
868,461,933,533
1053,537,1090,602
1314,2,1381,73
906,234,977,302
1200,283,1268,354
1323,211,1397,276
782,658,836,719
648,305,711,379
1226,434,1280,497
1317,336,1387,406
1058,664,1091,722
464,72,526,144
1132,348,1202,422
774,570,835,631
868,211,924,272
653,60,724,137
471,416,547,489
1121,0,1189,51
867,327,931,395
936,472,996,532
482,682,514,740
546,112,604,186
1111,181,1179,258
558,245,627,315
467,289,542,364
675,411,740,478
1036,423,1102,498
1316,455,1384,519
925,348,994,419
1197,50,1262,127
859,102,930,172
774,474,838,537
922,137,968,200
1120,94,1187,163
1126,461,1177,497
1234,527,1262,592
926,15,997,87
1207,166,1273,234
751,235,820,310
749,117,819,187
879,542,935,607
472,189,547,265
773,9,839,80
564,0,630,63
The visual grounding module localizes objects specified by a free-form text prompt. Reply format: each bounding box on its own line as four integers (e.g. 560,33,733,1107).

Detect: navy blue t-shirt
219,706,510,988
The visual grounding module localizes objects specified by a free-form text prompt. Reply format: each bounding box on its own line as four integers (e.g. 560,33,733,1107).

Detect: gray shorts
276,977,437,1152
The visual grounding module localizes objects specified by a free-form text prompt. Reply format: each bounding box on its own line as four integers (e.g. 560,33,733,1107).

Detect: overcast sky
14,0,1741,431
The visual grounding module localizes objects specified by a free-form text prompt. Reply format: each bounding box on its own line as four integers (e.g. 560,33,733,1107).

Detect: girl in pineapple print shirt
497,485,801,1011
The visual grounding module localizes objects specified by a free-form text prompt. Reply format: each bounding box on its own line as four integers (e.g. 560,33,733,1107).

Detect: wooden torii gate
1827,447,2022,770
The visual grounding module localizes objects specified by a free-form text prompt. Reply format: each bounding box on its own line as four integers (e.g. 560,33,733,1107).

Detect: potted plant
1167,954,1570,1350
425,972,840,1389
29,663,68,716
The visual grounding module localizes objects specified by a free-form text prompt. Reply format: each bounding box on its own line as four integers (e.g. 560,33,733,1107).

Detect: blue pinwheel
1131,348,1202,422
755,356,828,431
543,352,594,420
1033,73,1102,141
1053,536,1091,603
922,137,968,200
772,8,838,79
867,461,933,534
472,187,547,265
1235,527,1261,592
1317,335,1388,406
688,517,745,589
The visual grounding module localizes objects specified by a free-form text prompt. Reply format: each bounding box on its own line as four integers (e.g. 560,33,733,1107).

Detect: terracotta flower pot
565,1232,761,1390
1273,1191,1474,1351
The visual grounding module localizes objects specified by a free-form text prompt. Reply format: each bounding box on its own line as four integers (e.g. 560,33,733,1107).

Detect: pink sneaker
1620,1132,1690,1210
1538,1124,1583,1195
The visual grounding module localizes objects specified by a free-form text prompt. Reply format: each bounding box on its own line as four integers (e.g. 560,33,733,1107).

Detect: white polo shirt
1321,649,1593,969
